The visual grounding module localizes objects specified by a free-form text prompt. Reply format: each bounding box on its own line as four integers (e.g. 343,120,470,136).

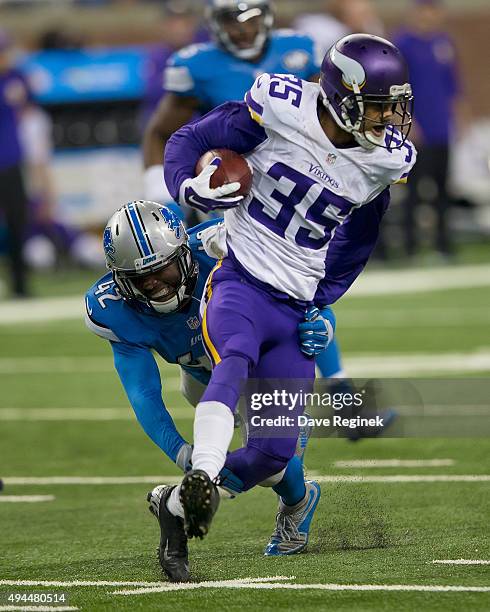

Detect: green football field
0,264,489,611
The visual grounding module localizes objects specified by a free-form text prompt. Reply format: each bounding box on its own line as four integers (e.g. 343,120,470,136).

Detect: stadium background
0,1,489,610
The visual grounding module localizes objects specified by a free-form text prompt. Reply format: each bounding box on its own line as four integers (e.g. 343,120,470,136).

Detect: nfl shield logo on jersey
186,316,200,330
326,153,337,165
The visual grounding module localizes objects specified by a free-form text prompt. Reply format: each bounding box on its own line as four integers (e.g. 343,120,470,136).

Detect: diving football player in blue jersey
85,200,334,581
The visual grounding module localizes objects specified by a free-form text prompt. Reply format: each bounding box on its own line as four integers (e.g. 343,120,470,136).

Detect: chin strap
321,80,379,151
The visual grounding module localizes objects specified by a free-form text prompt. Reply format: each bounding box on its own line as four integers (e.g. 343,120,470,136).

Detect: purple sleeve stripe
245,90,264,116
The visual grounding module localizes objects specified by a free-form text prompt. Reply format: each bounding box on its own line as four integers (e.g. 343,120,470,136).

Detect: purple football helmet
206,0,274,60
320,34,413,150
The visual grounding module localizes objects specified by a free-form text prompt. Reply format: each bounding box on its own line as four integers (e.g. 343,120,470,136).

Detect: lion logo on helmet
103,227,116,263
160,207,183,239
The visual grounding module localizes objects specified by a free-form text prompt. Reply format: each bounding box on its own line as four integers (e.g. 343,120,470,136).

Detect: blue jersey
85,220,219,463
164,30,320,112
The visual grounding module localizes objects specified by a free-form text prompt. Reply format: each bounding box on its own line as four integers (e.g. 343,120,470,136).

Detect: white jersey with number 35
224,73,416,301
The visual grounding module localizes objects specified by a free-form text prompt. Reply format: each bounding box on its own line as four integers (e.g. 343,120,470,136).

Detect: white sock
192,401,235,480
166,485,184,519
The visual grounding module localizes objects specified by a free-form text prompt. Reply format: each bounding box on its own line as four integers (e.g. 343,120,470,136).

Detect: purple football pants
201,257,314,490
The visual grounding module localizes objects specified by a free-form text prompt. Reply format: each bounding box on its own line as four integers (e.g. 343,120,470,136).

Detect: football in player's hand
195,149,253,197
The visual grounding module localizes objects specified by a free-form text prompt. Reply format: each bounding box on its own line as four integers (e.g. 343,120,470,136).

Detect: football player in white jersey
161,33,416,558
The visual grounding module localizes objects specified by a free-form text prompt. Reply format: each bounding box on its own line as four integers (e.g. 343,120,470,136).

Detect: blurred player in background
394,0,466,259
0,29,30,298
19,97,105,271
140,0,208,130
163,34,416,556
142,0,320,209
85,201,333,580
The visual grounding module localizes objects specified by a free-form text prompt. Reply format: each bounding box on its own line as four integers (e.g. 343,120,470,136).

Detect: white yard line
337,307,490,328
0,607,78,612
0,405,485,423
0,580,176,587
3,474,489,486
0,359,182,386
342,350,490,376
315,475,490,483
0,496,54,503
0,578,289,592
1,264,489,325
334,459,455,468
2,350,490,378
433,560,490,565
0,296,84,324
2,476,182,486
0,578,487,596
349,263,490,296
114,579,490,595
395,405,490,417
0,408,193,422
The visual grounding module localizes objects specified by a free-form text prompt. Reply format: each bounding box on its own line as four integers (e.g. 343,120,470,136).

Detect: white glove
179,157,244,212
199,222,229,259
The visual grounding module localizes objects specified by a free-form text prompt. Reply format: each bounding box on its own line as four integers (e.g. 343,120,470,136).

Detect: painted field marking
315,475,490,483
1,264,489,325
114,576,292,595
2,351,490,378
0,580,175,588
3,475,490,487
0,607,78,612
350,263,490,296
334,459,455,468
0,495,54,503
0,405,486,423
0,408,192,422
114,576,490,595
395,405,490,417
342,350,490,376
1,476,181,486
1,306,489,332
1,577,488,597
335,307,490,328
0,359,181,386
432,560,490,565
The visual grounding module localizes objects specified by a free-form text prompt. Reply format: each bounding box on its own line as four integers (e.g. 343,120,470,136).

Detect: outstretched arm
111,341,189,468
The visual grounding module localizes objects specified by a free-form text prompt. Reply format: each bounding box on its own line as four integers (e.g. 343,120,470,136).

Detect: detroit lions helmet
206,0,274,60
103,201,197,314
320,34,413,150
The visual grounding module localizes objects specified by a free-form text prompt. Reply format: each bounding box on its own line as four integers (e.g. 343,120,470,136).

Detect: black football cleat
147,485,189,583
179,469,220,539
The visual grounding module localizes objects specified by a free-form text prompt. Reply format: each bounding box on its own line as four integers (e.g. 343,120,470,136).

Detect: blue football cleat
264,480,321,556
